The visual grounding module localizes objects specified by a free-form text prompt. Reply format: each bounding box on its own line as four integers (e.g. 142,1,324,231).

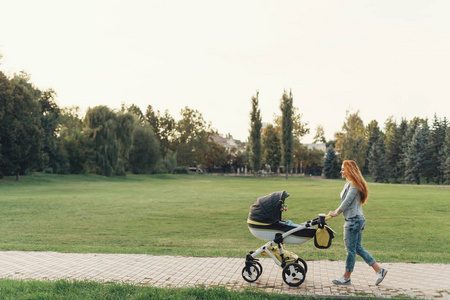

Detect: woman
328,160,387,285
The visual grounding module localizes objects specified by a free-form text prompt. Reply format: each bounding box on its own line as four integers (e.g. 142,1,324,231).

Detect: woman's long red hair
343,160,369,204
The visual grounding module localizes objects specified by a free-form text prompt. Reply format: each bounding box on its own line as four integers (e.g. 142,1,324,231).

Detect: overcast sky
1,0,449,143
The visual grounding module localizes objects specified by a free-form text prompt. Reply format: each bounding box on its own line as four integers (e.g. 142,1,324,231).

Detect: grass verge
0,279,412,299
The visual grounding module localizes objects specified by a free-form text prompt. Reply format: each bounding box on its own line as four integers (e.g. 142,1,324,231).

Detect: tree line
248,90,322,178
1,69,449,184
0,71,251,179
0,70,312,179
323,111,450,185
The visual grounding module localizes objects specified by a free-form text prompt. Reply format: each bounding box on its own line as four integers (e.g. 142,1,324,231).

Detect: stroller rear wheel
242,264,261,283
282,263,305,287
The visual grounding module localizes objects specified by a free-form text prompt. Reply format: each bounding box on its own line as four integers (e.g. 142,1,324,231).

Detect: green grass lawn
0,279,317,300
0,174,449,263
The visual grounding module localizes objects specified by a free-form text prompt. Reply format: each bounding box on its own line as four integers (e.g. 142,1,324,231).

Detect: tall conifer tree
428,115,448,183
385,118,402,182
280,90,294,180
443,126,450,184
249,91,262,176
323,145,340,179
368,135,387,182
404,125,428,184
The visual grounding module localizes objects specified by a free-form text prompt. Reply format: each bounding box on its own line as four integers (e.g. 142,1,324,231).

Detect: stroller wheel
252,261,263,275
282,263,305,287
296,258,308,274
242,264,261,283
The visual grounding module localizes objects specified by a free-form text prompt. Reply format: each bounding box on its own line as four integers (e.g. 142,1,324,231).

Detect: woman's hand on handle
328,211,337,217
325,214,333,222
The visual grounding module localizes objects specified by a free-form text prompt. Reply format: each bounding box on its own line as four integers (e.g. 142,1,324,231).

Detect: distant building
210,133,239,152
304,143,327,152
260,122,269,134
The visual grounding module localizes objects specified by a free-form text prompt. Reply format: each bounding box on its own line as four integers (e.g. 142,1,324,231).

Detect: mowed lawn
0,174,448,264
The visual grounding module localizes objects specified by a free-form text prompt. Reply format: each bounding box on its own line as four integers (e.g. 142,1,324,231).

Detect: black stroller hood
248,191,290,224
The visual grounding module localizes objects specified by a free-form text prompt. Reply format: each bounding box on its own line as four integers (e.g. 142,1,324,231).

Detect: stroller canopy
248,191,290,224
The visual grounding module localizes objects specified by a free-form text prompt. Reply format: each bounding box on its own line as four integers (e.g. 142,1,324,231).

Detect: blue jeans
344,216,376,272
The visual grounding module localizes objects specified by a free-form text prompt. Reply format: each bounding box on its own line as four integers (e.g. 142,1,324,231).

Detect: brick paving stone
0,251,449,299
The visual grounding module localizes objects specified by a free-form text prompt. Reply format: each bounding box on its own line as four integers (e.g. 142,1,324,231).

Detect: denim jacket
338,181,364,220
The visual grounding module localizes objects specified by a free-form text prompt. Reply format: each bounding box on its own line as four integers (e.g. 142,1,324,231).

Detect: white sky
1,0,449,143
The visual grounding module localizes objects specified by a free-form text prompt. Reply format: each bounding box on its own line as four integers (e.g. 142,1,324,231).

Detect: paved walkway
0,251,449,299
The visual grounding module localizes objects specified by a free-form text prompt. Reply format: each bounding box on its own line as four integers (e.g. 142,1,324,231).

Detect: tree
291,107,310,139
443,127,450,184
145,105,176,158
129,125,160,174
204,141,230,172
420,119,435,183
323,145,340,179
400,117,425,179
404,125,428,184
364,120,382,174
61,129,93,174
249,91,262,176
293,141,308,174
12,73,68,174
116,111,136,166
438,117,449,184
428,115,448,184
313,125,326,144
384,117,403,183
127,104,145,124
0,72,44,180
59,106,93,174
262,123,281,174
145,105,160,135
274,107,310,140
336,111,367,170
280,90,294,179
161,151,178,174
230,148,246,173
175,107,209,168
85,106,132,176
305,148,325,176
37,89,70,174
368,135,387,182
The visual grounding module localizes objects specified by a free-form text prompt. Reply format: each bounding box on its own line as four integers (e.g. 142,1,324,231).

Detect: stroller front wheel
241,264,261,283
296,258,308,275
282,263,305,287
252,261,263,275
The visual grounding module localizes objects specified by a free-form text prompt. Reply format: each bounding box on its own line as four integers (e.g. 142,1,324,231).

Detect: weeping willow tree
86,106,136,176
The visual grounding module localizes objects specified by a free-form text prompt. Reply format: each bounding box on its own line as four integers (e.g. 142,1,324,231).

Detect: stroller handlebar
308,213,332,227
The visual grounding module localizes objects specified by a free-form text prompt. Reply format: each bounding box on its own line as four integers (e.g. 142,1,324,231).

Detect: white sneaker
376,268,388,285
332,276,351,285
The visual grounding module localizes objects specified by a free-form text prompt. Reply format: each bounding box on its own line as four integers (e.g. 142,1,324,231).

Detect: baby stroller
242,190,335,287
